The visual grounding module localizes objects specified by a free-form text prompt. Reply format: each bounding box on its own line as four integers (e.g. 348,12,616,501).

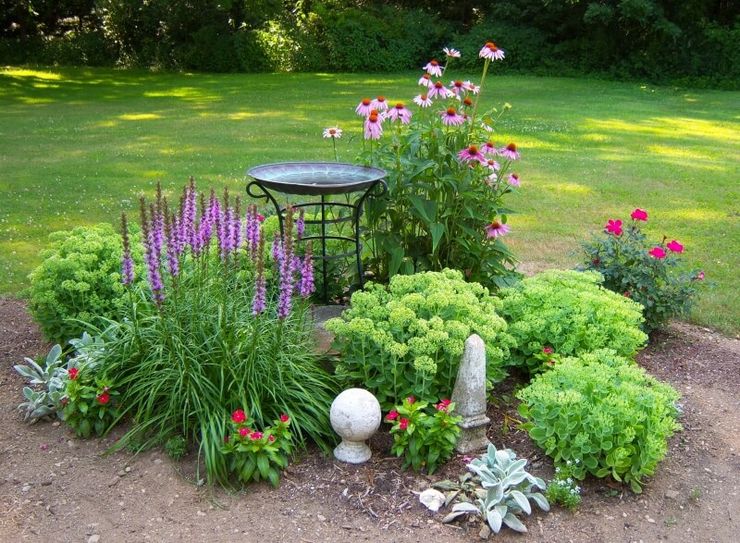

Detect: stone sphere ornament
330,388,381,463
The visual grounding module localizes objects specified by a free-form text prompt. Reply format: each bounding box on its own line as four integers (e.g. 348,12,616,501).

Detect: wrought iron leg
320,194,328,304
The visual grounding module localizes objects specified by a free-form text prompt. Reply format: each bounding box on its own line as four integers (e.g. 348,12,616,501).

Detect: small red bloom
239,427,249,438
695,271,705,281
386,410,399,421
649,246,667,259
399,418,410,431
605,219,623,236
97,392,110,405
624,291,632,298
279,413,289,423
435,399,452,411
257,214,265,223
542,346,554,355
666,240,684,253
630,208,648,221
224,435,230,443
249,431,263,440
68,367,78,380
231,409,246,424
406,396,416,404
268,435,275,443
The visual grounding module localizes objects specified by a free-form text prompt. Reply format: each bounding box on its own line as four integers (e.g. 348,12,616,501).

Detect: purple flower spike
184,177,197,251
232,198,242,251
252,236,267,315
121,212,134,286
140,198,164,305
299,242,315,298
277,207,296,320
245,204,261,260
272,232,282,265
164,207,179,278
296,209,305,241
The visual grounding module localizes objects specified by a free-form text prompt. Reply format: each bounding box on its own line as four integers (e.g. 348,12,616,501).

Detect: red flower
279,413,289,423
268,435,275,443
624,291,632,298
386,410,399,421
649,246,666,259
695,271,705,281
257,214,265,223
97,392,110,405
399,418,410,431
542,346,554,355
231,409,246,424
435,399,452,411
605,219,623,236
406,395,416,404
68,367,78,380
630,208,648,221
666,240,684,253
239,427,249,438
249,431,263,440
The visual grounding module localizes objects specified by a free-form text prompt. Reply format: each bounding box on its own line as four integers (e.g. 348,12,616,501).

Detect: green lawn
1,67,738,335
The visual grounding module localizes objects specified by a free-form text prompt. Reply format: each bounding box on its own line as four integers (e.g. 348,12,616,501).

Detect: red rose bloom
97,392,110,405
399,418,410,431
231,409,246,424
68,367,78,380
279,413,289,423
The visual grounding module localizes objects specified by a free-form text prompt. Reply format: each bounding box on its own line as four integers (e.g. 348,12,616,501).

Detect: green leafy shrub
27,223,143,344
498,270,647,373
580,209,704,332
165,436,188,461
325,269,515,409
222,409,293,487
386,396,461,474
517,349,681,493
546,465,582,510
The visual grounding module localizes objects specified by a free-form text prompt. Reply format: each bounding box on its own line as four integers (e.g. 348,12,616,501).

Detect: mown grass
0,67,737,334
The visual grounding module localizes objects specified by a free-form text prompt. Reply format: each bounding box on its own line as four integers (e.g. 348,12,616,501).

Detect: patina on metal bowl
247,162,386,196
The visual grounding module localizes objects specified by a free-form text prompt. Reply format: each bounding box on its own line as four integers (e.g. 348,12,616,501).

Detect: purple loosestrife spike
296,209,305,240
164,204,179,278
277,206,296,320
121,212,134,286
299,241,315,298
252,234,267,315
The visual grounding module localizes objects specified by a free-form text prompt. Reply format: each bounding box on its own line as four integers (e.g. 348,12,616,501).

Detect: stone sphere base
333,440,372,464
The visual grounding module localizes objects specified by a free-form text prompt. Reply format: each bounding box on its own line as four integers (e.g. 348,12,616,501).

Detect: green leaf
430,223,445,254
256,454,270,479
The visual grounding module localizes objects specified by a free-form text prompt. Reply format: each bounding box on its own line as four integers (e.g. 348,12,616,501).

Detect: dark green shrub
498,270,647,373
27,223,143,345
517,349,681,493
580,210,704,332
325,269,515,409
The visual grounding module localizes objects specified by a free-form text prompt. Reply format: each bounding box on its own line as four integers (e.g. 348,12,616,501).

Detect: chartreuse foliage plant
498,270,647,373
442,444,549,534
27,223,143,344
581,209,705,332
386,396,461,474
325,269,515,409
517,349,681,493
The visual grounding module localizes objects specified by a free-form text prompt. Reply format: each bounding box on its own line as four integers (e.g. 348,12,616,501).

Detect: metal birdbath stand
246,162,387,304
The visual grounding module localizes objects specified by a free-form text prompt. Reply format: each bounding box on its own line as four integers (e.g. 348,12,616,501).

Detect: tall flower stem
467,58,491,139
332,138,338,162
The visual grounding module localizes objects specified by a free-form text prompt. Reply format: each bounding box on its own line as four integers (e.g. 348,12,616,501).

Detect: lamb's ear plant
442,444,549,534
13,344,67,422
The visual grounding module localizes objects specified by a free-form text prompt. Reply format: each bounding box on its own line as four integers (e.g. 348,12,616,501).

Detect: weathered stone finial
451,334,491,454
330,388,381,463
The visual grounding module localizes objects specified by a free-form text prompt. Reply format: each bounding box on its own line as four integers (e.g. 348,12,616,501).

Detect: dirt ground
1,296,738,543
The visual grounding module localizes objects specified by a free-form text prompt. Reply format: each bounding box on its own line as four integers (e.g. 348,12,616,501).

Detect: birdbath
246,162,387,303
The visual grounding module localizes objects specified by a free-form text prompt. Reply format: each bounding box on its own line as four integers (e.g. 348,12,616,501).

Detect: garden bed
1,297,738,542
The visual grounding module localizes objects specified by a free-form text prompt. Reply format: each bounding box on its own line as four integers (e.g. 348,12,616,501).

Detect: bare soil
1,297,738,543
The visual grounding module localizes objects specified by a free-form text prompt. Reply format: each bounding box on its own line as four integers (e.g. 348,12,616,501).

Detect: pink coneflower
666,240,684,253
485,220,510,238
479,41,505,60
371,96,388,111
462,96,473,107
385,102,412,124
500,142,520,160
630,208,648,221
481,141,497,155
649,246,667,259
428,80,452,99
355,98,373,117
463,80,480,94
413,93,433,108
485,159,500,171
443,47,461,58
418,73,433,87
322,127,342,138
507,173,521,187
423,59,443,77
458,145,486,164
440,107,464,126
605,219,623,236
364,113,383,140
450,80,465,97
